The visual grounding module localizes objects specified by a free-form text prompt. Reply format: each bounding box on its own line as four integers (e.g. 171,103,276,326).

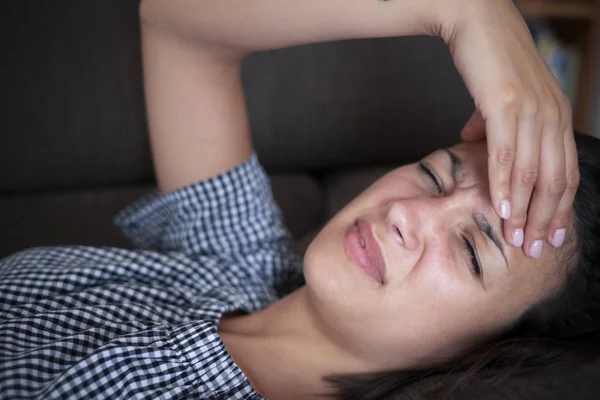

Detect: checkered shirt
0,153,304,399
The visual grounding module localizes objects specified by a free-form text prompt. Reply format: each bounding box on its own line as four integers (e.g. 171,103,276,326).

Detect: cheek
389,244,491,335
399,248,522,340
361,252,492,366
400,247,465,306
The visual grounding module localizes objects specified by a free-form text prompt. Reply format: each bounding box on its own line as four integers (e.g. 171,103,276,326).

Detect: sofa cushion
0,173,323,258
0,186,150,257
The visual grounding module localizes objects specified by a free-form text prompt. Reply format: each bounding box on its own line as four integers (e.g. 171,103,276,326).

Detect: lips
344,219,387,284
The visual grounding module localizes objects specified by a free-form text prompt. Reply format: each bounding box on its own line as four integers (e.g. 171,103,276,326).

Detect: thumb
460,110,487,141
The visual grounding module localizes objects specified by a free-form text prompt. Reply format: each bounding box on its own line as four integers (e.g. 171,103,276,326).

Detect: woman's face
303,141,568,370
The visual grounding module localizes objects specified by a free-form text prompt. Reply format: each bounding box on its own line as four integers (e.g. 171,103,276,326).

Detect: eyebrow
443,149,509,270
474,212,509,269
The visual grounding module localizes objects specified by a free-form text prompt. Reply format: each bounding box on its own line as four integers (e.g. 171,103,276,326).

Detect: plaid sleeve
114,153,303,295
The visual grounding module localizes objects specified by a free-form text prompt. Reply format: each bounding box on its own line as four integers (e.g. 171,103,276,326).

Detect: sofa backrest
1,0,473,193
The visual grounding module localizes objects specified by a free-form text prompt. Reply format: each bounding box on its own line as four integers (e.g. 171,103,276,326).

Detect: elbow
139,0,189,32
138,0,212,45
139,0,167,27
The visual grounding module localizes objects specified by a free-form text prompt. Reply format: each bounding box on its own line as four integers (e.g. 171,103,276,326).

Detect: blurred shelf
520,0,598,20
520,0,599,132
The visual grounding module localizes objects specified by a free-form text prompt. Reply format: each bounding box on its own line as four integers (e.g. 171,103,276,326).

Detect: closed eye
419,162,443,195
462,235,483,279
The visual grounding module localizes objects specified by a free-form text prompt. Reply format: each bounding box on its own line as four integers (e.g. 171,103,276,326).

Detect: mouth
344,218,387,284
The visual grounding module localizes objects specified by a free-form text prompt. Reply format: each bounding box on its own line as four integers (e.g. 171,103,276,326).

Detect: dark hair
325,132,600,400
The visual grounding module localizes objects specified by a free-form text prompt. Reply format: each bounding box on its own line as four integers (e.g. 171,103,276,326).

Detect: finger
522,126,567,258
503,109,541,248
461,110,486,142
546,129,579,248
487,109,518,221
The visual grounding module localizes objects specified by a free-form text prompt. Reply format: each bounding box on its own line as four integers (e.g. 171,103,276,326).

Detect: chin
303,228,338,291
304,228,347,295
303,223,376,314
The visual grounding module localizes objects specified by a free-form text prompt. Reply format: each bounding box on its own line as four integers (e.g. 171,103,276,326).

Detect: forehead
423,142,488,162
423,142,489,185
427,141,567,303
451,141,488,159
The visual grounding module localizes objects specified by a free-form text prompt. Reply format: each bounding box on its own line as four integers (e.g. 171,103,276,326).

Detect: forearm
140,0,447,56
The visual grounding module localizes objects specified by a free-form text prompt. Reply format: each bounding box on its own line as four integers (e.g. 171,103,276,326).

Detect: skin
219,141,568,399
303,140,567,368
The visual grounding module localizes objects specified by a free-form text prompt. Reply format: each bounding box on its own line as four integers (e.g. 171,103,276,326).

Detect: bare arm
141,23,253,194
140,0,443,53
139,0,442,193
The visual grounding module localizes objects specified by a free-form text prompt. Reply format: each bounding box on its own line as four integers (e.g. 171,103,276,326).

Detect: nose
385,188,484,251
385,200,422,251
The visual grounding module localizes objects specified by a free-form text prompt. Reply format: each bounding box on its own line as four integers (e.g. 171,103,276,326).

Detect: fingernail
552,228,566,248
529,240,544,259
512,228,524,247
499,199,511,220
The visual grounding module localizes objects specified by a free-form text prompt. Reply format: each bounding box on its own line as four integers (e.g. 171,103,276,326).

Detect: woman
1,0,597,399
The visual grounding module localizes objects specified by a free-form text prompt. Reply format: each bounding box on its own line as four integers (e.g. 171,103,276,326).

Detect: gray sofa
2,1,599,399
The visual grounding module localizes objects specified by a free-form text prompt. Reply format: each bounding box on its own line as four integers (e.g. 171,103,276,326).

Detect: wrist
425,0,479,43
415,0,448,37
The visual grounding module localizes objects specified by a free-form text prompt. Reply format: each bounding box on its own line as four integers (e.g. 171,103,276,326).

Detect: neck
218,286,368,400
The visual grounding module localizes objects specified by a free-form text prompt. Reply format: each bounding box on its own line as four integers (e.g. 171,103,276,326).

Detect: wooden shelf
520,0,598,20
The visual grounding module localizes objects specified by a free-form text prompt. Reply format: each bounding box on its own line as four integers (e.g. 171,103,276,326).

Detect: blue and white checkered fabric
0,153,304,399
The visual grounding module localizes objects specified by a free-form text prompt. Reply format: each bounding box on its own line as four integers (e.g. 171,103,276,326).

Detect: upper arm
140,18,252,194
